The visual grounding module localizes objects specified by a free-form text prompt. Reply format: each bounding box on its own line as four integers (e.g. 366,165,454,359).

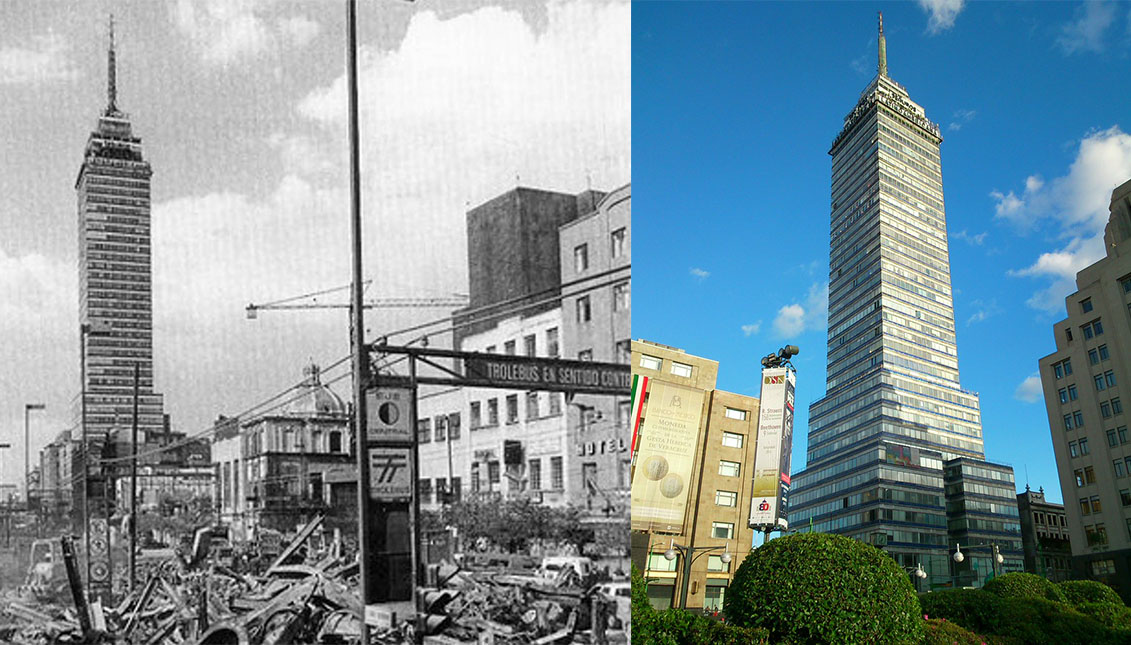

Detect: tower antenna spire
878,11,888,77
107,14,118,115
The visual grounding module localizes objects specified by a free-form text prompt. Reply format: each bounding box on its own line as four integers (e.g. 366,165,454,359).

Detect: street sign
464,354,630,394
368,447,412,502
366,386,413,443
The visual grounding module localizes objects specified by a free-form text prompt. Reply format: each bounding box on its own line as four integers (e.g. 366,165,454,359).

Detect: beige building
1039,177,1131,602
630,340,760,612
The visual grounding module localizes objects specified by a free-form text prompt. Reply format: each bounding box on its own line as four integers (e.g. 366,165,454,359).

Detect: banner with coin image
630,380,705,533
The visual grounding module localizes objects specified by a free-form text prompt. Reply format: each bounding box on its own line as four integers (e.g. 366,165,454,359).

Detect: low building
943,458,1025,586
630,340,761,613
1017,486,1073,581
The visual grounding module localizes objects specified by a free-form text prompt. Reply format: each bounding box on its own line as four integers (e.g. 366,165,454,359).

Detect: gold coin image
659,473,684,498
643,455,669,480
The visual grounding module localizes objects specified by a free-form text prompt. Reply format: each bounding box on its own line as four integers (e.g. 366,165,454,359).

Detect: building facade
630,340,761,613
789,16,1021,588
1039,177,1131,601
1017,486,1073,581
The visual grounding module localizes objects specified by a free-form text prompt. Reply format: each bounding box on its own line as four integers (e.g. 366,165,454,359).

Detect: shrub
920,589,1003,633
1074,601,1131,631
1058,579,1124,607
723,532,923,644
982,572,1066,603
921,618,988,645
630,564,769,645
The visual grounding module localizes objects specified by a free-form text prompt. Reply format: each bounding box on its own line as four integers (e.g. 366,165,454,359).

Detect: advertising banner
630,381,705,533
749,367,796,530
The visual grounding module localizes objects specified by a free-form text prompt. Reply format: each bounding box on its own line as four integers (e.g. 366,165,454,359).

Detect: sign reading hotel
630,381,705,534
749,366,796,530
464,354,631,395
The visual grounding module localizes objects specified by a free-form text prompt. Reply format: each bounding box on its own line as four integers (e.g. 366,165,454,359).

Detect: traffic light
416,587,461,635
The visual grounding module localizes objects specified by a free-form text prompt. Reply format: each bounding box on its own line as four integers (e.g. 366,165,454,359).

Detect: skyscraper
790,15,1021,587
76,22,165,446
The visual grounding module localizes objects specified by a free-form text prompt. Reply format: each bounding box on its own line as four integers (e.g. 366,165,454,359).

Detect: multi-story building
560,184,632,519
1017,486,1073,581
1039,177,1131,600
789,15,1021,588
631,340,761,613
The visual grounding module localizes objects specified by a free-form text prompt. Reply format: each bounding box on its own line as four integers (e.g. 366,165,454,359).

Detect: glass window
576,296,592,322
1084,325,1094,340
434,415,447,442
1075,411,1085,427
1108,430,1118,446
1094,320,1104,336
1081,438,1090,455
551,456,564,489
711,521,734,539
417,419,431,444
1055,364,1064,379
1075,469,1085,487
546,328,560,358
725,407,747,421
488,398,499,425
647,554,677,572
1085,466,1096,484
1059,388,1068,404
1096,375,1107,391
470,402,481,429
1091,496,1102,513
671,362,693,378
528,458,541,490
1069,385,1078,400
639,354,661,370
1115,460,1126,478
449,413,461,440
722,432,744,448
574,243,589,272
613,282,630,311
488,461,500,484
704,581,727,611
706,555,730,572
1066,328,1074,342
1122,277,1131,294
1080,498,1090,515
504,340,516,356
549,392,562,416
1065,414,1074,431
1089,349,1100,365
1121,490,1131,507
1120,426,1128,444
1070,442,1078,457
719,460,740,477
1102,402,1113,418
1065,359,1073,375
611,227,626,258
1099,345,1110,361
1081,299,1093,313
715,490,737,507
1113,399,1123,415
524,334,536,357
1106,371,1116,387
526,392,539,419
506,395,519,424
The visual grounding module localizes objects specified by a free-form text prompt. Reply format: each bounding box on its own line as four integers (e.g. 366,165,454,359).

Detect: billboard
749,366,796,530
630,380,705,534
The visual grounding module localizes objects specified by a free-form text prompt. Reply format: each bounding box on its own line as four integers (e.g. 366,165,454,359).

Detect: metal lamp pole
80,323,91,600
663,540,732,610
25,404,46,506
0,443,10,547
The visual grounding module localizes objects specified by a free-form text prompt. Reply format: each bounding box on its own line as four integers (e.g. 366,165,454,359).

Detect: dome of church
280,364,347,417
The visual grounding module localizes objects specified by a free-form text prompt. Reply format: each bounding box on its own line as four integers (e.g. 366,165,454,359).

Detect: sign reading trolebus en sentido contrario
749,366,796,530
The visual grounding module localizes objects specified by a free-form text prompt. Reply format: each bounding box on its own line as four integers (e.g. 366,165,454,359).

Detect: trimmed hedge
921,618,990,645
1058,579,1124,607
630,564,769,645
1075,601,1131,631
982,572,1066,603
723,532,923,644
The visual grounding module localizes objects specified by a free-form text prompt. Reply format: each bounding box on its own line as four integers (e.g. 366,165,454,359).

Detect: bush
923,590,1129,645
982,572,1066,603
1059,579,1124,607
1075,601,1131,631
723,532,923,644
630,564,769,645
920,589,1003,633
921,618,989,645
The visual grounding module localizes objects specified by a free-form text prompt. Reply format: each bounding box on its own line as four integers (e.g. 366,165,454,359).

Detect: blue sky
632,0,1131,505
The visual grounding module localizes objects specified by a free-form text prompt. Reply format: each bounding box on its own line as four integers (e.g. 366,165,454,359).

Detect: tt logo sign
372,452,408,484
368,447,412,502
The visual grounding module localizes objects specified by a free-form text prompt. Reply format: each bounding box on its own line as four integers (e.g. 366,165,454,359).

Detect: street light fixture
663,539,732,610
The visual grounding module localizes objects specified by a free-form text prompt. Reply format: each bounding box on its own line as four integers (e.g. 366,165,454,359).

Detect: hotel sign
464,354,630,395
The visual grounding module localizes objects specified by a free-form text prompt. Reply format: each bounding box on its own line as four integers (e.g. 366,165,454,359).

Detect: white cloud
173,0,320,65
918,0,966,34
952,229,987,245
1058,0,1117,54
948,108,976,132
741,321,762,337
772,282,829,338
1001,126,1131,312
689,267,710,280
965,298,1001,325
850,53,869,76
0,33,78,84
1014,373,1044,403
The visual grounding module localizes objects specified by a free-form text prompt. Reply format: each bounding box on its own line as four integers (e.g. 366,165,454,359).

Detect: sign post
748,366,796,532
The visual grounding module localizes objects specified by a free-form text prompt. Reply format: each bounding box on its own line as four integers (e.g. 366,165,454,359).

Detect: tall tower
76,18,165,445
790,15,1021,587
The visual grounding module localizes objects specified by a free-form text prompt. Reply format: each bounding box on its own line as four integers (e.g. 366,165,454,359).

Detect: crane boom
246,294,468,319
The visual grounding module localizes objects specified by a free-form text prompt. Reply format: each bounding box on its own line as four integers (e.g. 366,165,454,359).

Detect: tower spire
107,14,118,115
878,11,888,77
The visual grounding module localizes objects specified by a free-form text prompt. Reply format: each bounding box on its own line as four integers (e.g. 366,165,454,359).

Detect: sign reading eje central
366,386,412,443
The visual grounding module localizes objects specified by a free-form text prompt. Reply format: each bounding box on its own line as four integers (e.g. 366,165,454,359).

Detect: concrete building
212,365,354,541
1039,177,1131,600
630,340,761,613
789,15,1021,587
560,184,632,520
1017,486,1072,581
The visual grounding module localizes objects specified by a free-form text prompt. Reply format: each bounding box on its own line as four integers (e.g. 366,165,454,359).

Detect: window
506,394,519,424
526,392,539,419
706,555,730,572
1105,371,1116,387
1121,490,1131,506
1081,438,1090,455
529,458,542,490
719,460,740,477
471,463,480,492
1099,345,1110,361
722,432,744,448
715,490,738,507
549,392,562,416
434,416,447,442
611,227,626,258
1066,328,1074,342
647,554,678,573
486,345,496,354
1075,469,1085,487
1075,411,1085,428
1056,364,1064,379
1120,426,1129,443
1122,276,1131,294
725,407,747,421
1080,498,1090,515
329,431,342,453
1065,414,1074,431
551,456,564,489
1086,525,1108,546
1069,385,1078,401
639,354,662,370
434,478,447,503
578,349,593,361
1096,374,1107,391
546,328,560,358
448,413,461,440
418,479,432,505
576,296,592,323
1113,399,1123,415
450,477,461,503
417,419,432,444
616,340,631,364
470,402,481,429
1092,559,1116,575
488,461,500,485
1066,359,1073,375
1102,402,1113,418
574,243,589,272
712,521,734,539
704,580,727,611
524,334,537,357
1089,349,1100,365
1070,442,1078,457
1115,460,1126,478
671,361,693,378
1091,496,1103,513
613,282,630,311
618,400,631,427
504,340,516,356
1081,298,1093,313
1085,466,1096,484
488,398,499,426
1059,388,1068,404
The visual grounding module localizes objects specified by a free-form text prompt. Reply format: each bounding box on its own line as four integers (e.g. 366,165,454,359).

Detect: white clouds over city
773,282,828,338
0,33,78,84
172,0,321,65
917,0,965,34
1014,372,1043,403
1057,0,1118,55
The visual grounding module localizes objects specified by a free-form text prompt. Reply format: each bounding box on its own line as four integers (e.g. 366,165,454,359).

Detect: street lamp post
663,540,732,611
952,543,964,588
25,403,46,506
0,443,10,546
906,562,927,593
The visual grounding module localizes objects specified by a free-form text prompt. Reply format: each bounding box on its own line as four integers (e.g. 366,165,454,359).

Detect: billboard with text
630,380,705,533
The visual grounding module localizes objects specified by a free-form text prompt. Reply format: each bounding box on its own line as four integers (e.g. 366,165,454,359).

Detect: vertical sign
366,387,413,443
630,381,705,534
749,367,796,530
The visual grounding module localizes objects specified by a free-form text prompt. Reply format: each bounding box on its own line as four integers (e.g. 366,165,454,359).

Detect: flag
629,374,648,455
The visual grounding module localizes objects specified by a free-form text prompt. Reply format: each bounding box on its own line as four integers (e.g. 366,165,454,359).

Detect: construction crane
246,282,469,319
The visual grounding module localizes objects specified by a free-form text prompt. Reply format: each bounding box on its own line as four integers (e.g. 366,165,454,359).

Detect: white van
537,556,594,582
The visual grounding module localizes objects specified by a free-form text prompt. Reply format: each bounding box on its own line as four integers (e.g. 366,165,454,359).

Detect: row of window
1053,359,1073,379
572,227,628,274
1088,344,1110,365
638,353,694,378
1101,399,1124,419
1068,438,1090,457
574,283,630,323
1094,371,1118,391
418,394,566,442
1079,496,1102,516
1033,511,1066,527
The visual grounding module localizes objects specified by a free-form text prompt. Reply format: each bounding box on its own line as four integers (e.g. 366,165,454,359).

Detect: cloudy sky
634,0,1131,505
0,0,629,495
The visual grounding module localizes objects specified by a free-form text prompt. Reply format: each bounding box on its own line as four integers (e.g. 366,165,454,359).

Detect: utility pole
129,362,140,592
25,403,46,506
